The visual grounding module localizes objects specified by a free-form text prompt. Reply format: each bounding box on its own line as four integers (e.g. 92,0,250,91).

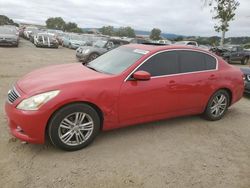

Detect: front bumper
5,101,48,144
0,40,18,46
76,53,89,62
36,42,58,48
244,82,250,94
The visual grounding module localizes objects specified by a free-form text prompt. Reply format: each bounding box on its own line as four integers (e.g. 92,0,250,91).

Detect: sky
0,0,249,37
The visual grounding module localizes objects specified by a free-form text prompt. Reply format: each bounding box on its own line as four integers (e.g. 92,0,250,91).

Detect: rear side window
138,51,179,76
178,51,216,73
205,54,217,70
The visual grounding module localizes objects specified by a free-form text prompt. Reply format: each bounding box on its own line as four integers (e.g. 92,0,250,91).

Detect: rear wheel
48,103,101,151
203,90,230,121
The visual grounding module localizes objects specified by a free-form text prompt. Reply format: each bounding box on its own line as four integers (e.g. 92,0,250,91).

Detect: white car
175,40,198,47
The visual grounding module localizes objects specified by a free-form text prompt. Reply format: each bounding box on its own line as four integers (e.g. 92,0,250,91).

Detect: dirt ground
0,39,250,188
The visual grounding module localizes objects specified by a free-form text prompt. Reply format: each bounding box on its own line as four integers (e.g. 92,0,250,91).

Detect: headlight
84,49,90,54
16,90,60,111
247,75,250,82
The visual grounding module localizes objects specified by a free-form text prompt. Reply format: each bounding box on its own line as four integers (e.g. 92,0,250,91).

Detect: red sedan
5,44,244,151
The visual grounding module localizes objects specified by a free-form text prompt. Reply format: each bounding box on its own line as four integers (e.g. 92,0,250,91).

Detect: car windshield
175,41,186,45
70,35,82,40
0,27,15,34
93,40,107,48
87,47,145,75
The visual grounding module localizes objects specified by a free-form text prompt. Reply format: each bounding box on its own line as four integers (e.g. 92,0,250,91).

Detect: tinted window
205,54,217,70
138,51,179,76
178,51,216,73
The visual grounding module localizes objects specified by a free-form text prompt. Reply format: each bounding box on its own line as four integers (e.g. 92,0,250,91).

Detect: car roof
125,44,210,54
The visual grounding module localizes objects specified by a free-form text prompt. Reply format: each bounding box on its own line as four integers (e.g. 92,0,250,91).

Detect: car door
118,51,180,122
172,50,218,111
230,46,240,61
119,50,218,123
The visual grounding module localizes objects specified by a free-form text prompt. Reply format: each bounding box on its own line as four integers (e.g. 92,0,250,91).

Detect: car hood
17,63,109,94
71,40,85,44
0,34,17,39
79,46,105,51
240,67,250,75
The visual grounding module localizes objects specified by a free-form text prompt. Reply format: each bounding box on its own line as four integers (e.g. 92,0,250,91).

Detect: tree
0,15,19,26
64,22,78,32
206,0,240,46
150,28,161,40
99,26,115,36
174,36,184,41
46,17,66,30
116,26,136,37
69,27,82,33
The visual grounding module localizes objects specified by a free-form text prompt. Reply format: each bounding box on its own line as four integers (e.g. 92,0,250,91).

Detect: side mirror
132,71,151,81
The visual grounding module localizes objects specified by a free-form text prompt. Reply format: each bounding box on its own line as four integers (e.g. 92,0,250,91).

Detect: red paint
132,71,151,81
5,45,244,144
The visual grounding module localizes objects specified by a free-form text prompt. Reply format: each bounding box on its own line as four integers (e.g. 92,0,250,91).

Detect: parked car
241,67,250,94
175,41,198,47
1,25,19,37
23,26,39,40
209,46,229,57
129,38,150,44
198,45,212,51
5,44,244,151
76,38,129,63
62,34,87,49
0,26,19,47
34,33,59,48
158,39,172,45
56,33,67,45
222,45,250,65
29,29,41,43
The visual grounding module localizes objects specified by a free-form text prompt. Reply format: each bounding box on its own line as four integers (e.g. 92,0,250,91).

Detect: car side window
138,51,179,76
187,42,196,46
178,51,216,73
204,54,217,70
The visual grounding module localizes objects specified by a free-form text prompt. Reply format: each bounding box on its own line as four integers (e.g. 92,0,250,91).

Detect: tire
87,53,99,63
241,57,249,65
224,57,230,64
48,103,101,151
203,90,230,121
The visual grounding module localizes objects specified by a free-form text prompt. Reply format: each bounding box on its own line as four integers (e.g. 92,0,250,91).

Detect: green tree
150,28,162,40
69,27,82,33
99,26,115,36
174,36,184,41
46,17,66,30
116,26,136,37
0,15,19,26
206,0,240,46
65,22,78,32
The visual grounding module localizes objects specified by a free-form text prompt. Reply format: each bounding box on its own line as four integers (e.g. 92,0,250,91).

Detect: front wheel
87,53,99,63
203,90,230,121
48,103,101,151
241,57,249,65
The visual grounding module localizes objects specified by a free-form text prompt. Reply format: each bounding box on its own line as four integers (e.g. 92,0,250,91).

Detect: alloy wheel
210,94,228,117
58,112,94,146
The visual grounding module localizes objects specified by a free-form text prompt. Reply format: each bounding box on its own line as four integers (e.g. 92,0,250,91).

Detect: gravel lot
0,39,250,188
